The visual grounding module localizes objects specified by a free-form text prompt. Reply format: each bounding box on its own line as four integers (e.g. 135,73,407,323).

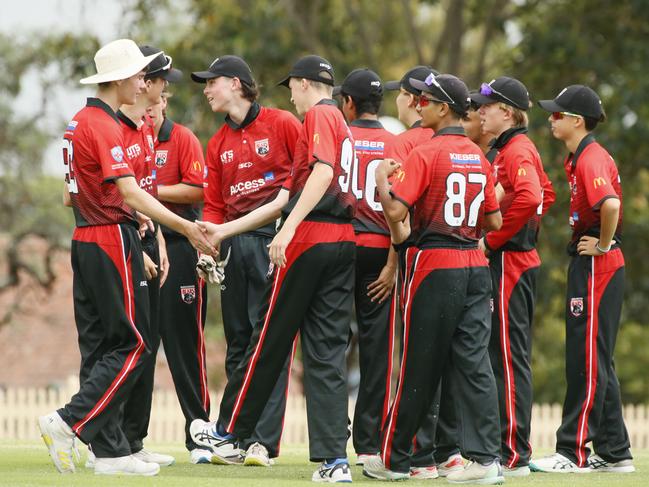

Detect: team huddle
37,38,634,483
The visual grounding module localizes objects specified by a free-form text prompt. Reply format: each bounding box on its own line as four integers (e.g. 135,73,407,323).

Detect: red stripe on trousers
196,275,210,412
381,282,398,426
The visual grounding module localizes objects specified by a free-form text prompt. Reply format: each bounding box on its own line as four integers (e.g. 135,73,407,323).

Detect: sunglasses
480,82,519,108
418,95,445,108
551,111,583,121
424,73,454,104
148,55,173,76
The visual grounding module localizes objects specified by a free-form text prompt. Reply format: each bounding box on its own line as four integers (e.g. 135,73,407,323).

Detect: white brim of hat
80,51,160,85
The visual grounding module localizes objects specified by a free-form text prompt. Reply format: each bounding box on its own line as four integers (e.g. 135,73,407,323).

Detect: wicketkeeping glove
196,248,231,284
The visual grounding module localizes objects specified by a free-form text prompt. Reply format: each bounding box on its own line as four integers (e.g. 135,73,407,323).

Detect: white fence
2,376,649,449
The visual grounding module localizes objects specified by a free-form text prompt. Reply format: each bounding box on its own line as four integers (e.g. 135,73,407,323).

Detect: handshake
196,248,231,284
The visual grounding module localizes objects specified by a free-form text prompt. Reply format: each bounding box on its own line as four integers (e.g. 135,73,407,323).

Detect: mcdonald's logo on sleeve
593,177,607,188
192,160,203,172
517,166,527,176
313,133,320,145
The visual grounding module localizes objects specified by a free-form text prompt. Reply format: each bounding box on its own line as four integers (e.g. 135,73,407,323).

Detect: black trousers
159,235,210,451
488,249,539,468
218,221,355,462
556,250,631,466
219,231,291,457
353,245,395,455
59,224,152,458
381,248,500,474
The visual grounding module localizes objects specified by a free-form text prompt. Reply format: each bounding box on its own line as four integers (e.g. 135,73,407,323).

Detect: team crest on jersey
570,297,584,317
111,146,124,163
180,285,196,304
255,138,270,156
155,150,168,167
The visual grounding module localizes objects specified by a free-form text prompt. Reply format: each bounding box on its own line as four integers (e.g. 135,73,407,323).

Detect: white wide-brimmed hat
80,39,161,85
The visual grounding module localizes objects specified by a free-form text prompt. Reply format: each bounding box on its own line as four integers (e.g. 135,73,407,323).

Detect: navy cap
333,68,383,98
538,84,606,122
278,55,335,87
191,55,254,85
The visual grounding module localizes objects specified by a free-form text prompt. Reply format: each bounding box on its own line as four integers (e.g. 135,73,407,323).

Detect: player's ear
408,94,417,109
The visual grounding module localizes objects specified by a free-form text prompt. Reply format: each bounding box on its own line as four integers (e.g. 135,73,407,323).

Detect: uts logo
126,143,141,159
593,177,607,188
255,138,270,156
180,285,196,304
220,150,234,164
230,178,265,196
570,297,584,317
155,150,168,167
111,146,124,163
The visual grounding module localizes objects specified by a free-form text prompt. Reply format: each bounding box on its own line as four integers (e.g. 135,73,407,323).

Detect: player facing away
38,39,215,477
383,66,463,479
364,73,504,484
190,55,357,483
531,85,634,474
190,54,301,466
471,77,556,476
147,91,213,465
334,68,398,466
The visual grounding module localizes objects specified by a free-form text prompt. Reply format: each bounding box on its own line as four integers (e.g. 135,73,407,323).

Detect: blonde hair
499,102,528,127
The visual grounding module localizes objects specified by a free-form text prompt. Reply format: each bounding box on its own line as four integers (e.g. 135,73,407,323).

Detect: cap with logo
470,76,530,111
537,85,606,122
385,66,439,95
278,55,335,87
409,72,470,116
139,45,183,83
80,39,161,85
191,55,254,85
333,68,383,98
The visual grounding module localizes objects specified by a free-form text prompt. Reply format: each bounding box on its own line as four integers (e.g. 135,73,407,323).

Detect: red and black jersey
385,120,434,164
117,111,157,198
154,117,205,230
203,103,301,224
484,128,555,252
282,99,358,222
564,134,623,252
349,119,396,239
63,98,136,227
390,126,499,248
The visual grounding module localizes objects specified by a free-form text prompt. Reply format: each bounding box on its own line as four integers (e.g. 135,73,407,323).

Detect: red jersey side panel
386,125,434,164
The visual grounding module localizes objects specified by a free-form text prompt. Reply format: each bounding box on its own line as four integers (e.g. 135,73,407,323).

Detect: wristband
595,240,611,253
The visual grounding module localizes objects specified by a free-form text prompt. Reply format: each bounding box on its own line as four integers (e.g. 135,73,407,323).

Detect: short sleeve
389,148,429,208
579,153,618,209
95,124,133,181
177,127,206,187
305,108,339,168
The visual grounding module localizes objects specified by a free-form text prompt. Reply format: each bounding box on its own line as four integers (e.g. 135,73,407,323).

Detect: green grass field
0,442,646,486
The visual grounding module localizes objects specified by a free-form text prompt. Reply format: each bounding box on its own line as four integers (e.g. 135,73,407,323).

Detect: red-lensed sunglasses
418,96,445,108
551,111,583,121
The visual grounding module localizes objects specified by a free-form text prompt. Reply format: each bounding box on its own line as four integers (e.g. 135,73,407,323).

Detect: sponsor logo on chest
230,178,266,196
221,149,234,164
126,143,142,159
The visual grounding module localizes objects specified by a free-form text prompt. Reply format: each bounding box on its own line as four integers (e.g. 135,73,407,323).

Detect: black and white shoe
189,419,243,465
312,458,352,483
587,454,635,473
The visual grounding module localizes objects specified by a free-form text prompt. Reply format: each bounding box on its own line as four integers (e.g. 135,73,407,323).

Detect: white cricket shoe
133,448,175,466
313,458,353,483
587,454,635,473
410,465,439,479
189,419,243,465
190,448,214,464
38,412,77,474
530,452,591,473
437,453,464,477
362,455,409,481
244,442,271,467
355,453,379,466
503,465,530,477
447,460,505,484
85,448,96,469
94,455,159,476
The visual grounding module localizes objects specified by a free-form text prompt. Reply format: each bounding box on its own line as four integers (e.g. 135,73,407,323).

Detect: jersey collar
491,126,527,150
87,97,120,124
158,117,175,142
410,119,423,129
569,133,597,169
433,126,465,137
225,102,261,130
316,98,338,107
350,119,383,129
116,109,139,130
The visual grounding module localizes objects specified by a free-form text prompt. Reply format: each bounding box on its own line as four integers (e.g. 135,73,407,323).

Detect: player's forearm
376,168,408,223
157,183,204,204
220,189,289,239
282,163,332,230
598,197,620,248
385,246,398,269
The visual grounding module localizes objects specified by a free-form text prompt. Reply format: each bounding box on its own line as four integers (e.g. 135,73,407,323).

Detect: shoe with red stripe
410,465,439,479
437,453,464,477
189,419,243,465
362,455,409,481
38,412,77,474
529,453,590,473
587,454,635,473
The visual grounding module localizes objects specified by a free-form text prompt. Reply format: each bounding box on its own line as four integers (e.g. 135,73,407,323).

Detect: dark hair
240,80,259,102
343,94,382,116
585,116,599,131
98,81,112,89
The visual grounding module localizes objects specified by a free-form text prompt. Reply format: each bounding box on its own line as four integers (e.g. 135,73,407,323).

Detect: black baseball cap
410,72,470,116
333,68,383,98
139,45,183,83
191,55,254,85
278,55,335,87
470,76,530,110
538,85,606,122
385,66,439,95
